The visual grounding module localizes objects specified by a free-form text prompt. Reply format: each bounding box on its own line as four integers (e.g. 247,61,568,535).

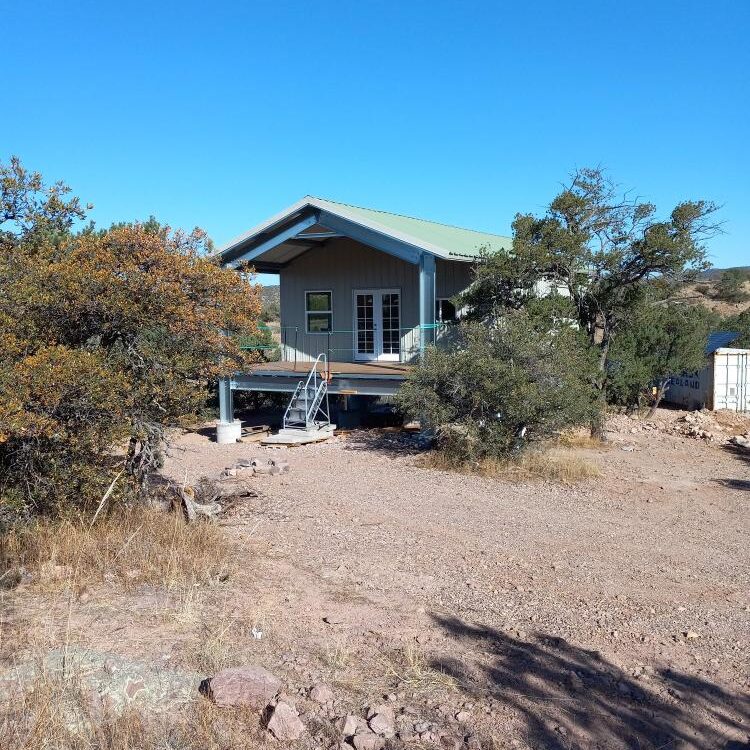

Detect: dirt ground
2,407,749,749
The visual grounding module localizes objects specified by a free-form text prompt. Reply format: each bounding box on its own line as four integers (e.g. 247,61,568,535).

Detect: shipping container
665,347,750,412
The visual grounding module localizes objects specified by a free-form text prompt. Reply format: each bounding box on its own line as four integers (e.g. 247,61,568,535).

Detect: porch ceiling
247,222,339,269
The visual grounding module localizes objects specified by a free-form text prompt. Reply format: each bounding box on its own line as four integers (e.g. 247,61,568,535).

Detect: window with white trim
306,291,332,333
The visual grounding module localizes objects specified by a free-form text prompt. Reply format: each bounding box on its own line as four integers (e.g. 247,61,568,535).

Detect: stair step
283,359,331,432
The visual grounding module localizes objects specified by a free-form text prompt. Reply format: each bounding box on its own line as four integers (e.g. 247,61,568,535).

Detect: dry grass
0,507,231,592
383,644,456,692
519,449,602,481
322,635,352,672
421,446,601,483
555,430,609,450
189,617,238,674
0,671,262,750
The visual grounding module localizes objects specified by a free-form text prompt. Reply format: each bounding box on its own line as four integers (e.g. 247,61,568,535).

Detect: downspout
419,252,436,354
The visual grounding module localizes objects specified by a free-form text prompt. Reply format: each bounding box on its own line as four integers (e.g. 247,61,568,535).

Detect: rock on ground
310,682,335,704
367,704,395,736
266,700,306,741
201,665,281,709
352,733,385,750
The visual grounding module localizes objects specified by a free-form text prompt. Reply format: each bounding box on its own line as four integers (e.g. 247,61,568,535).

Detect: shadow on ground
430,614,750,750
716,478,750,491
340,428,431,456
717,444,750,491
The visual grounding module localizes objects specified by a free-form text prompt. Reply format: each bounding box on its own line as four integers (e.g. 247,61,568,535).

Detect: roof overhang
217,197,484,271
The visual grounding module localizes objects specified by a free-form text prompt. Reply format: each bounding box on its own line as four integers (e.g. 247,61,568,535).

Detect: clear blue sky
4,0,748,283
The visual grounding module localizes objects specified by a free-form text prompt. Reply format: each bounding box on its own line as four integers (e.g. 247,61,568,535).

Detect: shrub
607,301,715,414
395,314,598,462
714,268,750,303
0,158,262,517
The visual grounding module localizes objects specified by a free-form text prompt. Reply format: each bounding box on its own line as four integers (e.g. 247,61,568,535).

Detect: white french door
353,289,401,362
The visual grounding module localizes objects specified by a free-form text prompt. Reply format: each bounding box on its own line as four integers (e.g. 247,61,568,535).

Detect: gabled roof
218,196,511,270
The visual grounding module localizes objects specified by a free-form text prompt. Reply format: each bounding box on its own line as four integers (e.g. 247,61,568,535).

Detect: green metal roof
308,197,512,259
219,196,512,266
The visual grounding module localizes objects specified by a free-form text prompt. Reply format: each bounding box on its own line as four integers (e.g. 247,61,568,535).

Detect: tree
723,309,750,348
395,311,598,463
462,167,720,436
0,157,262,518
607,301,715,416
261,300,280,322
713,268,750,303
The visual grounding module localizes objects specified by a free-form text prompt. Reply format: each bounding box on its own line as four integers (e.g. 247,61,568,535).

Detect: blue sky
3,0,748,283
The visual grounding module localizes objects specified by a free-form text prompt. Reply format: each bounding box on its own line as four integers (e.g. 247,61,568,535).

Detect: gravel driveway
161,411,750,749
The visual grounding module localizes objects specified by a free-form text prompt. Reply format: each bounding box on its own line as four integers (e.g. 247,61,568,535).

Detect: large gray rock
202,665,281,708
0,647,199,728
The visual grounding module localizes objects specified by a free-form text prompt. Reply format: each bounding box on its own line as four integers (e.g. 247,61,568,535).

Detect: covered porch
215,196,510,438
221,198,443,365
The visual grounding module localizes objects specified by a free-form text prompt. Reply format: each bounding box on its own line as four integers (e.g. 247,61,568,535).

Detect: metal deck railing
238,323,457,368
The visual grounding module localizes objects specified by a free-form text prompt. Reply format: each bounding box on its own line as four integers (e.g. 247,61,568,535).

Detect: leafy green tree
0,157,262,518
462,167,719,436
607,302,715,416
396,312,598,462
713,268,750,303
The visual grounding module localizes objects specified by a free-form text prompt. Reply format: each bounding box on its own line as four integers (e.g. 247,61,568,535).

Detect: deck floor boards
248,360,412,378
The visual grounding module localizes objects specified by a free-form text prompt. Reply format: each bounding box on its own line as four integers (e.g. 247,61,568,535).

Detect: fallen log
180,485,222,521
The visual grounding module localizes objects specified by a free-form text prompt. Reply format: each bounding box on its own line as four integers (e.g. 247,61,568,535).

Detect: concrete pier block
216,419,242,444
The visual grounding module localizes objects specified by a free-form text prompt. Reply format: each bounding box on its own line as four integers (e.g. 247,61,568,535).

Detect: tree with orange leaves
0,157,261,519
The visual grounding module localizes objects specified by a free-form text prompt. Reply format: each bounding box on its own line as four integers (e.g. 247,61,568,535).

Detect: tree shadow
715,478,750,491
716,444,750,492
430,614,750,749
340,428,432,457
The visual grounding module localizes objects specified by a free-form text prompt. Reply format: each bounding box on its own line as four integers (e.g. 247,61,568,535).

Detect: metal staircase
282,353,332,432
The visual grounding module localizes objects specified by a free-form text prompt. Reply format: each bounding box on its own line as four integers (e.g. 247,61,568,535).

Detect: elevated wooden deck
249,360,412,377
234,360,412,396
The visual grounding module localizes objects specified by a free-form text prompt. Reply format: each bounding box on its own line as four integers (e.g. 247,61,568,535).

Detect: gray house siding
278,239,473,363
436,258,473,299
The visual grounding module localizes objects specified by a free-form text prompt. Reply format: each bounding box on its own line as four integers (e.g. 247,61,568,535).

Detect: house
215,197,511,438
665,331,750,412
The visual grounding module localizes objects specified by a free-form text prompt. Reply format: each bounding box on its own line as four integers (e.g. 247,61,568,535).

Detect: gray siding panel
436,259,474,299
278,241,474,362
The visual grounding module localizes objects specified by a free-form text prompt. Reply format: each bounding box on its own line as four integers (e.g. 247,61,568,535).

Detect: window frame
305,290,333,334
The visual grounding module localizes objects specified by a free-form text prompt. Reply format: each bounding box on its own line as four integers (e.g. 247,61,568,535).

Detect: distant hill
680,268,750,317
697,266,750,281
260,284,280,322
260,284,280,307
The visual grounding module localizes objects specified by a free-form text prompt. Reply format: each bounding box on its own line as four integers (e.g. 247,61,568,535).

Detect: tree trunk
646,381,668,419
589,333,611,440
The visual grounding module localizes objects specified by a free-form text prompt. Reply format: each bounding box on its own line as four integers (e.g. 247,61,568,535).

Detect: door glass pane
381,292,400,355
356,294,374,354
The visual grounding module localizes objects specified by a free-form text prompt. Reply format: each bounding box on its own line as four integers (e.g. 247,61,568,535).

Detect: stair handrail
302,353,327,425
282,354,331,431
